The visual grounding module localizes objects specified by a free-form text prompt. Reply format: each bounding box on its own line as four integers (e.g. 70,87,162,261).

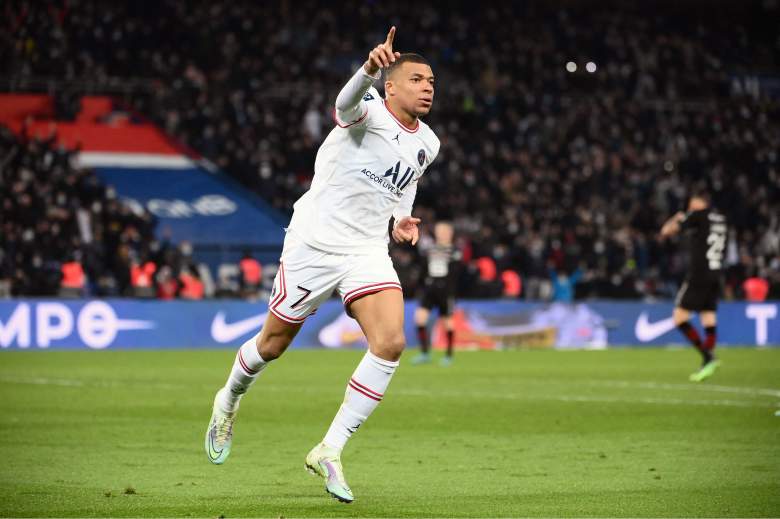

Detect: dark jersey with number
680,209,727,281
419,243,461,315
422,244,461,292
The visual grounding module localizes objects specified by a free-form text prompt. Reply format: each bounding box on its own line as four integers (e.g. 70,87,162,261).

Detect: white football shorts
267,231,401,324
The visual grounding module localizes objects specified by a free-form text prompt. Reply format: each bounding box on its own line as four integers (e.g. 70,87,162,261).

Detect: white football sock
217,333,268,413
323,350,399,452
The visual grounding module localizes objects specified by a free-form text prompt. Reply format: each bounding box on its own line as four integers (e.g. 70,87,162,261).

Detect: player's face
434,222,453,245
688,197,707,211
387,62,435,117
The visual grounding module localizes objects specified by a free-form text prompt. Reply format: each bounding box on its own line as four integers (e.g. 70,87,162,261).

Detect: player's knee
672,308,689,325
256,330,293,361
373,333,406,361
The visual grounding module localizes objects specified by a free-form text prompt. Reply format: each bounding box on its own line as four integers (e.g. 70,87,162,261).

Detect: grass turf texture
0,348,778,518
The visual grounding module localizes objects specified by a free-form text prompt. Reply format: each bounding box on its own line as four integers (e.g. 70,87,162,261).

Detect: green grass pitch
1,347,778,518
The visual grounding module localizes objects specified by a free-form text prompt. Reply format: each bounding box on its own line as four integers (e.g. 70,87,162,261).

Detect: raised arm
335,27,401,123
660,211,686,239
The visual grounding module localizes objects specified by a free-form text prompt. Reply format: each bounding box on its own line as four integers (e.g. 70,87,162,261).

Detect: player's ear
384,79,395,97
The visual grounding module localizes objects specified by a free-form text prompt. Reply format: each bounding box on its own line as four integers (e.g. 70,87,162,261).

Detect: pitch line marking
583,379,780,398
0,375,180,390
1,376,777,409
393,388,777,409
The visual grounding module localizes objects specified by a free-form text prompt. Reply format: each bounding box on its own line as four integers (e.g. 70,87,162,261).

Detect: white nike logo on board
634,312,677,342
211,311,268,343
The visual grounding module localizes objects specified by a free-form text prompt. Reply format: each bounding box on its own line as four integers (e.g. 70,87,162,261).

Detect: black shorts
419,284,455,316
675,278,721,312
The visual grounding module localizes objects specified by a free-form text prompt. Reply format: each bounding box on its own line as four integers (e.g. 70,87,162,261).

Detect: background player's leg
217,313,302,413
700,311,717,354
441,315,454,366
689,310,720,381
673,306,708,359
321,289,405,452
441,295,456,365
413,306,431,363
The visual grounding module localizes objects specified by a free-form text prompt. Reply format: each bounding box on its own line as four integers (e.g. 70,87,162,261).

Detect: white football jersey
288,86,440,255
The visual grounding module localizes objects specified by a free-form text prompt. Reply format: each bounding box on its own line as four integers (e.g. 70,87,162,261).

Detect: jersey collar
383,100,420,133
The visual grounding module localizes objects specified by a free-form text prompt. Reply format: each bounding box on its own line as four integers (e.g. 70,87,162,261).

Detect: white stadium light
566,61,577,73
586,61,597,73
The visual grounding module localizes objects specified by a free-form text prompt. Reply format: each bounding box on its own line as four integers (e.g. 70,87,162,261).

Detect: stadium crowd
3,0,779,300
0,126,215,298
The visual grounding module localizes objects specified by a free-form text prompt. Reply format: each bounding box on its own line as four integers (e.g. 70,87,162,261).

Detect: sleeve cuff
362,66,382,81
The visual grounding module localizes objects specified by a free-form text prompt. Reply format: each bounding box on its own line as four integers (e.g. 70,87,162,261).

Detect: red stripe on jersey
268,262,284,308
343,282,402,300
344,285,401,306
332,107,368,128
269,307,306,324
269,262,309,324
271,263,289,311
383,100,419,133
344,286,402,306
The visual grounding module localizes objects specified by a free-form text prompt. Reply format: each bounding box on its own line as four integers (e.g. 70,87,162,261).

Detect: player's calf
676,320,714,364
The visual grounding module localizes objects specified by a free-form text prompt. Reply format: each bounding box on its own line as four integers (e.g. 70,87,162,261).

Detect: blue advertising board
0,300,777,350
94,165,287,247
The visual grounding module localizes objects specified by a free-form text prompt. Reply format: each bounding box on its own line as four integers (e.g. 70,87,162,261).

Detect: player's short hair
386,53,431,79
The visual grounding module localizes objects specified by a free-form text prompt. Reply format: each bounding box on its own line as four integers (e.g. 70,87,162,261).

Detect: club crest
417,149,426,166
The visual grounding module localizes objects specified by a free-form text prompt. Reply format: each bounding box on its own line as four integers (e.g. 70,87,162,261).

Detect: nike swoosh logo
634,312,677,342
211,311,268,343
207,427,223,460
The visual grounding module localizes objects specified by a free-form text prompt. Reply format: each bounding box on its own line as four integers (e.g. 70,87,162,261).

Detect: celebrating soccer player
205,27,439,503
660,191,727,381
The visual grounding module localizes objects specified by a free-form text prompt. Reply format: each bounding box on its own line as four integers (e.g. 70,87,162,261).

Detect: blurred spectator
550,267,582,303
59,253,86,298
156,265,179,300
239,251,262,298
179,267,204,300
473,256,503,298
501,270,522,298
476,257,497,283
130,258,157,298
743,275,769,302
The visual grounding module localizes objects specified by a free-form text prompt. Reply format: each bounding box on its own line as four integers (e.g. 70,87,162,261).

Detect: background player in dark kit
660,191,727,382
412,221,461,366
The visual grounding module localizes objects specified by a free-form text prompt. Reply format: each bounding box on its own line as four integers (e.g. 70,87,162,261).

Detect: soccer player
411,221,461,366
205,27,439,504
660,191,727,381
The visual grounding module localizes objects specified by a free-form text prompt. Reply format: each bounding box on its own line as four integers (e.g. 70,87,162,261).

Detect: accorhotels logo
123,194,237,218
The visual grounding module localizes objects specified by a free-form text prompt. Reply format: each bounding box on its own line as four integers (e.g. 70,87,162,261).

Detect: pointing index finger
385,26,396,47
